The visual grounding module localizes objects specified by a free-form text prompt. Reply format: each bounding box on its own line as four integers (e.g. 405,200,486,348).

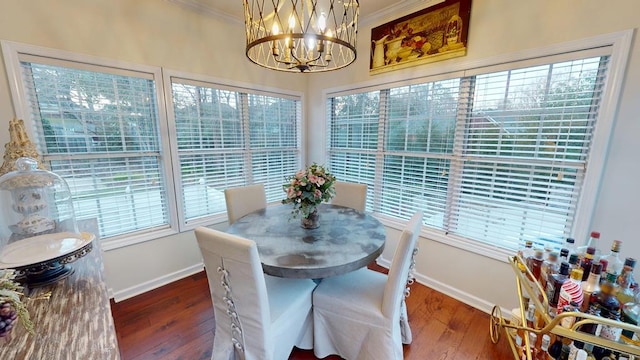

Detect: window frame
2,41,180,250
324,30,632,261
2,41,304,249
162,70,303,232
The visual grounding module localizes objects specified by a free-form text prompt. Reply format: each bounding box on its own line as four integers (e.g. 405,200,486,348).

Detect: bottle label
557,281,583,313
600,324,622,341
567,343,579,360
560,314,576,329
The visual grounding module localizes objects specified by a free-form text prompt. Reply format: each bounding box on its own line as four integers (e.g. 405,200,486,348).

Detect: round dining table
226,203,386,279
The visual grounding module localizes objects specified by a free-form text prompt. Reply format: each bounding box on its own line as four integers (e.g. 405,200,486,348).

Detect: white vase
384,36,405,65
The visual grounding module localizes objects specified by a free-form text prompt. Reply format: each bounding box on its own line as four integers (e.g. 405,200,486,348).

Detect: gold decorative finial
0,119,46,176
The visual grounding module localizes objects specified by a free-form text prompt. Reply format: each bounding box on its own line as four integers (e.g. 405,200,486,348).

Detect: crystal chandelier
243,0,359,73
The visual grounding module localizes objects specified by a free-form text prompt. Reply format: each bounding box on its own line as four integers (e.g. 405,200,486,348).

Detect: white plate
0,232,94,269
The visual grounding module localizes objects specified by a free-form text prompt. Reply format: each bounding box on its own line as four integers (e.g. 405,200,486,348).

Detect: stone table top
226,204,386,279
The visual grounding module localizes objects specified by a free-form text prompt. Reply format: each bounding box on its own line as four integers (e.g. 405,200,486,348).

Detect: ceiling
169,0,442,25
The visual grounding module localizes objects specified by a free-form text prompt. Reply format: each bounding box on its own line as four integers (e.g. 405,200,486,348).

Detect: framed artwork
369,0,472,75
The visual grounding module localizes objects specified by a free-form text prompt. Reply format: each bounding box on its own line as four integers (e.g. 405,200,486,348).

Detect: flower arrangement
0,269,33,337
282,163,336,219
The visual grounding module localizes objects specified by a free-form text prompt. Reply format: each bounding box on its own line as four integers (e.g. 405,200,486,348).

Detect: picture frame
369,0,472,75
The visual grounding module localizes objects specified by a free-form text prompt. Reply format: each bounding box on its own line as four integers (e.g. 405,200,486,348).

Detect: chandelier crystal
243,0,359,73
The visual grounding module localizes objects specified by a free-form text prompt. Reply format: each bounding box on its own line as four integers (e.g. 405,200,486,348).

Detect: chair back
381,211,423,319
195,226,271,359
225,183,267,224
331,181,367,212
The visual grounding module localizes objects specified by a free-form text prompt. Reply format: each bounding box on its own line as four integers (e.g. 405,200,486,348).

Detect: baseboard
111,263,204,302
111,259,513,320
376,258,512,319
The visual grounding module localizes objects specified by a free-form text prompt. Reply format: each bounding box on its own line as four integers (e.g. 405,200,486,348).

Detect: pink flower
308,174,319,184
287,187,298,199
314,189,322,198
317,177,325,186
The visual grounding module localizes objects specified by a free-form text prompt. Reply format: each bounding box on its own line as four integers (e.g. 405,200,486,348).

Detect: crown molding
361,0,445,27
166,0,445,28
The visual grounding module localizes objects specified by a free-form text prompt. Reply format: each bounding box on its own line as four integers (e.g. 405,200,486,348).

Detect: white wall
0,0,638,313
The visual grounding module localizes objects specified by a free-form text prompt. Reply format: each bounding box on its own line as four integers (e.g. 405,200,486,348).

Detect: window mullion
444,76,475,234
372,89,388,213
240,93,253,184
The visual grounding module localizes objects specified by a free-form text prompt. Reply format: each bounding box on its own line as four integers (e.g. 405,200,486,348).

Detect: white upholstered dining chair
224,183,267,225
331,181,367,212
312,211,423,360
194,227,317,360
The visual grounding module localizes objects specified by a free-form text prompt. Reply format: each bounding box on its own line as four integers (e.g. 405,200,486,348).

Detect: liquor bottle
576,231,601,260
592,346,613,360
578,303,601,341
599,306,623,342
618,263,637,305
526,302,537,328
517,241,535,277
621,292,639,343
519,240,534,260
568,253,580,270
558,268,584,315
538,334,551,360
568,340,583,360
541,251,560,291
583,344,596,360
594,272,623,342
580,262,602,312
548,336,563,359
600,240,623,280
580,247,596,281
548,261,570,311
563,237,577,260
559,337,572,360
617,258,637,293
560,248,570,263
528,332,539,359
515,332,526,359
529,248,545,282
560,301,580,329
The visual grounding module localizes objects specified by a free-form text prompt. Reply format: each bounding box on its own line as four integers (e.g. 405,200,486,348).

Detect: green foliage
0,270,34,334
282,163,336,219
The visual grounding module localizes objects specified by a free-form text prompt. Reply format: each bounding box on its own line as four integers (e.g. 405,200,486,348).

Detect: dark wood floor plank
111,270,514,359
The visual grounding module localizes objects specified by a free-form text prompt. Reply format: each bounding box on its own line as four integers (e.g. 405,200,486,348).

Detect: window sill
373,212,512,263
101,227,179,251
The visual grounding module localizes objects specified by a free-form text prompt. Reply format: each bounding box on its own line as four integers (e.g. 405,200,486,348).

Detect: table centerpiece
282,164,336,229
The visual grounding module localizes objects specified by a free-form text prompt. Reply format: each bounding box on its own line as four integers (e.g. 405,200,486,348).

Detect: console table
0,219,120,359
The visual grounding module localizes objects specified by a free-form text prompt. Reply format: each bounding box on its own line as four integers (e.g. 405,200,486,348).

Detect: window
169,77,301,225
3,43,302,247
327,45,625,252
16,59,171,239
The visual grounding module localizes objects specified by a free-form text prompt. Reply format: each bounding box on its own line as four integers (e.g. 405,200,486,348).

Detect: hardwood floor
110,269,515,360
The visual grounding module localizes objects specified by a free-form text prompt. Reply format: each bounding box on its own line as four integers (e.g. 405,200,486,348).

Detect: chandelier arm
243,0,359,73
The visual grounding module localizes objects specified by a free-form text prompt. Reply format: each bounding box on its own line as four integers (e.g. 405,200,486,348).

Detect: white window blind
383,80,460,226
452,56,608,249
328,55,610,251
19,61,170,237
171,80,301,224
327,91,380,209
248,94,301,201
